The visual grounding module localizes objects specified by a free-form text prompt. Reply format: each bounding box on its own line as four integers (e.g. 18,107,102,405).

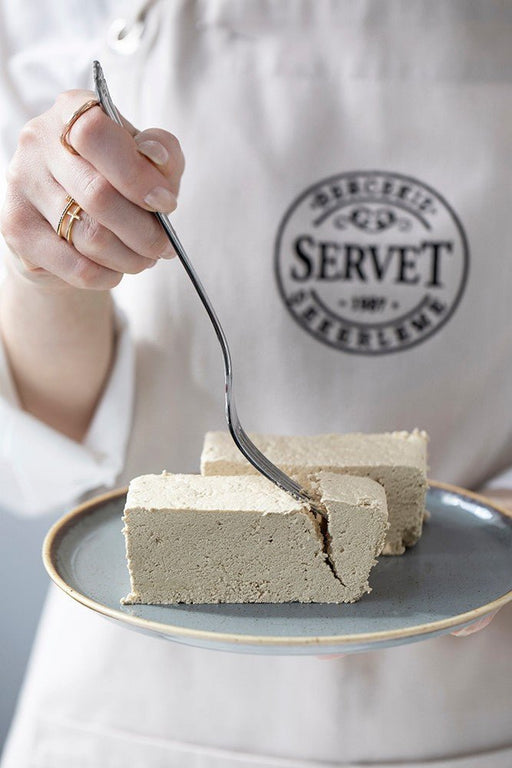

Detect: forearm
0,262,115,442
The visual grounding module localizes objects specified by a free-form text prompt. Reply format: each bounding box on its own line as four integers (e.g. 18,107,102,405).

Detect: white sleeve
0,302,134,517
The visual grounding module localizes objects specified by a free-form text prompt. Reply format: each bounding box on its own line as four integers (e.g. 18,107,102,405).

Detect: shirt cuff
0,303,134,517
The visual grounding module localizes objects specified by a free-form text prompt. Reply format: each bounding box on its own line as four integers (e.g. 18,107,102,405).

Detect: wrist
2,250,109,299
0,261,115,442
2,257,113,318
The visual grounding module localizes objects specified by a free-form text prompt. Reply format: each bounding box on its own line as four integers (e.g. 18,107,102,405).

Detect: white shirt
1,1,512,766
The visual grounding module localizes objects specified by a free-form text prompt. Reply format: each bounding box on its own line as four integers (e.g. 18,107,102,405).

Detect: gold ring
57,195,82,244
60,99,100,155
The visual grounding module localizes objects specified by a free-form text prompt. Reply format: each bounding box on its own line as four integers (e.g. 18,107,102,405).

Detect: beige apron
103,0,512,490
2,1,512,766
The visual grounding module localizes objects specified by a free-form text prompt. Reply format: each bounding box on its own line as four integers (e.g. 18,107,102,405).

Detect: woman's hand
478,488,512,511
1,89,185,291
0,90,185,441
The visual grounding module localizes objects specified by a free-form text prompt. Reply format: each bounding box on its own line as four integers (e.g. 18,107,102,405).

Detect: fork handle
155,212,233,380
93,61,233,383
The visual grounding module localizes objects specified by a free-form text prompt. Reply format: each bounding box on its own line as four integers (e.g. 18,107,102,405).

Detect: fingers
2,197,124,291
451,610,499,637
2,88,184,292
134,128,185,196
63,206,159,276
50,158,176,261
57,91,184,212
478,488,512,511
41,173,174,266
8,139,173,271
52,91,182,260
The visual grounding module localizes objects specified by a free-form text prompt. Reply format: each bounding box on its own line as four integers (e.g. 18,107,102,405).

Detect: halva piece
122,472,388,604
201,431,428,555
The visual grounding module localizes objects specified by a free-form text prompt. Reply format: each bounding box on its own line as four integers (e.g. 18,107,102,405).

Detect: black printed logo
275,171,469,355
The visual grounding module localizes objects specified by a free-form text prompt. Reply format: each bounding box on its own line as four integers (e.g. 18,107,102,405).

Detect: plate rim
42,480,512,648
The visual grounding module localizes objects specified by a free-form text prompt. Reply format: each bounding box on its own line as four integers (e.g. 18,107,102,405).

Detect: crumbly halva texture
122,472,388,605
200,431,428,555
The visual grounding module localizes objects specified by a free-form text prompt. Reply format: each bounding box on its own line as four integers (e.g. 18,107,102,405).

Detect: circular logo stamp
275,171,469,355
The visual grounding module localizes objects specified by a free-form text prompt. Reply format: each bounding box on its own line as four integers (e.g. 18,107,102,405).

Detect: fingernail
160,242,175,259
144,186,177,212
137,140,169,166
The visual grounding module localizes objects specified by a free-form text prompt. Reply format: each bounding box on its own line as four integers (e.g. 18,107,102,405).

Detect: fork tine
235,425,306,495
233,427,310,501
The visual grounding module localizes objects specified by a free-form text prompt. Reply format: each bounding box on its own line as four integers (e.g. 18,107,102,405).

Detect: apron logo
274,171,469,355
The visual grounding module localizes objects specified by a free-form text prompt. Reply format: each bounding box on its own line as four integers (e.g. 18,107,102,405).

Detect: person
1,1,511,766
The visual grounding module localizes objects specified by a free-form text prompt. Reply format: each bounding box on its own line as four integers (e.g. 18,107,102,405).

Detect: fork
93,61,313,507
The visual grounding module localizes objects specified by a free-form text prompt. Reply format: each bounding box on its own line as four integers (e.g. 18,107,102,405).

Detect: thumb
134,128,185,197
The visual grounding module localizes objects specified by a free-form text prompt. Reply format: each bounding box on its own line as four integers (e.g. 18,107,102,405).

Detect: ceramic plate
43,482,512,655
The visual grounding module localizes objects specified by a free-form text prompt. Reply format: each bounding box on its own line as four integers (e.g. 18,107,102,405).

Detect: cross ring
56,196,83,244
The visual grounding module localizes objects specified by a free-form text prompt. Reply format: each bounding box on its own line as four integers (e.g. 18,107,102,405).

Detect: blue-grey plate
43,482,512,655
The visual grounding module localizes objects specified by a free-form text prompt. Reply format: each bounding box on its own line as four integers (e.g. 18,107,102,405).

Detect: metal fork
93,61,313,507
